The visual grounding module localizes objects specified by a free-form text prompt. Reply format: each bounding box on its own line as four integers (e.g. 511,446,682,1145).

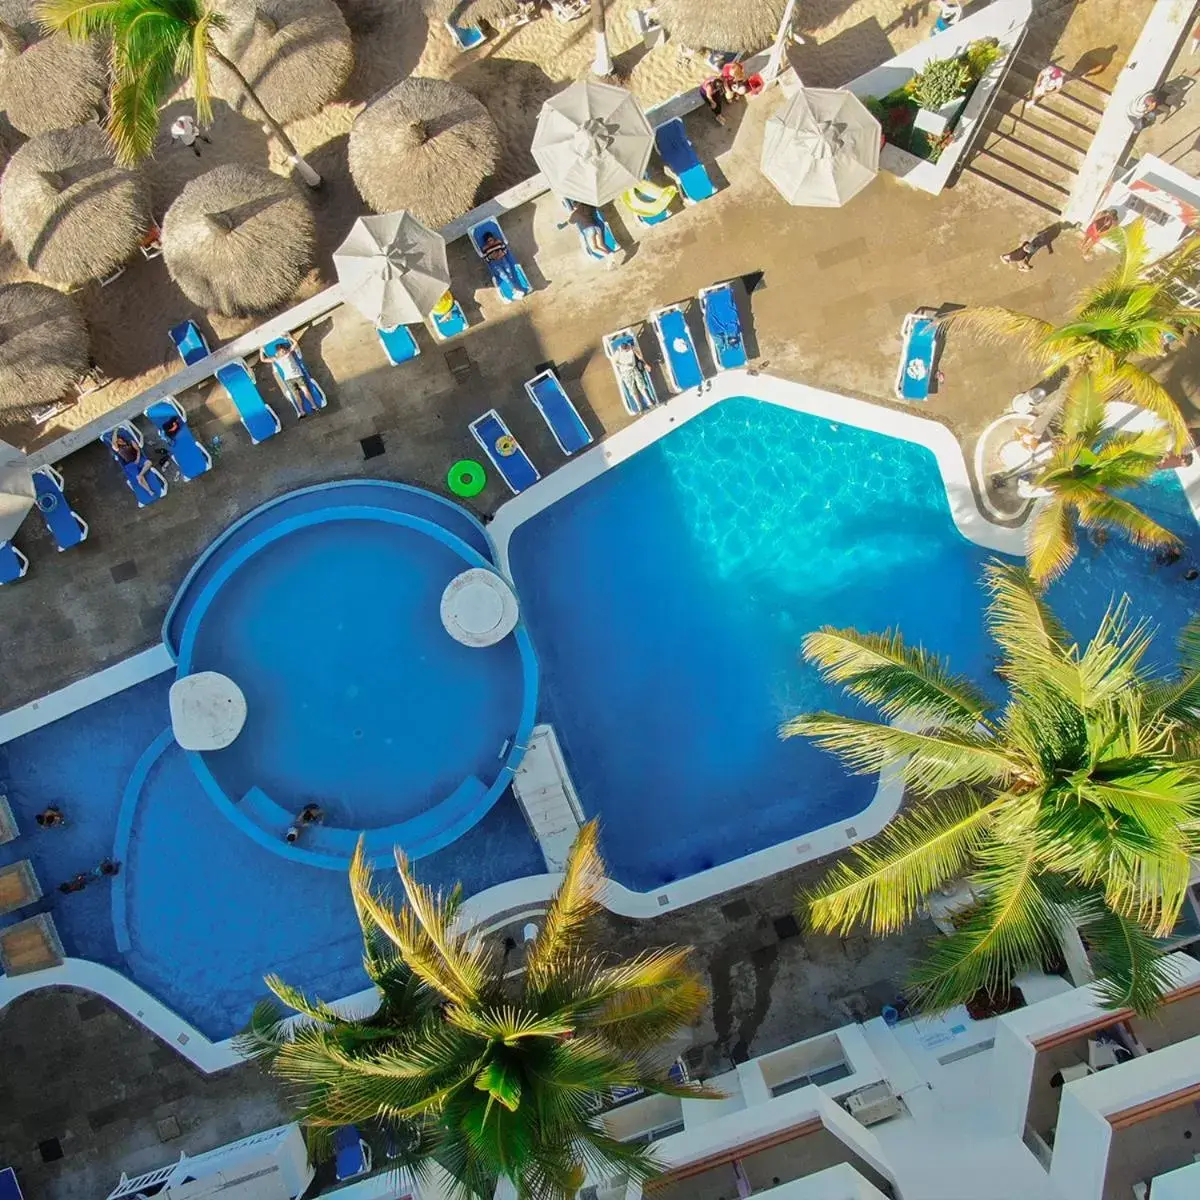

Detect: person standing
170,113,212,157
1031,64,1065,105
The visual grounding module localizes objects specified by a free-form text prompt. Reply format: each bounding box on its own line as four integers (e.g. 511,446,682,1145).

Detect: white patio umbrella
0,439,34,543
761,88,881,208
333,212,451,329
531,79,654,207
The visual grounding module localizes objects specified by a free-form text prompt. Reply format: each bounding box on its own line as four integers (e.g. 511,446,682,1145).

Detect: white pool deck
3,371,1200,1070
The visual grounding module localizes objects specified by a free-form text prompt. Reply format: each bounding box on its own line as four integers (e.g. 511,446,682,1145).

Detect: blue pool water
5,396,1200,1038
508,397,1200,891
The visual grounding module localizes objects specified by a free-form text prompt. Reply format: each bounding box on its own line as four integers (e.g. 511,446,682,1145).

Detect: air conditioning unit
844,1081,903,1127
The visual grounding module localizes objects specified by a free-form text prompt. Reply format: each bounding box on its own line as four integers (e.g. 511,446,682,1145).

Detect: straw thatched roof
0,32,107,137
211,0,353,125
0,282,88,422
655,0,786,54
348,76,499,227
1,125,150,287
444,0,524,25
162,163,315,316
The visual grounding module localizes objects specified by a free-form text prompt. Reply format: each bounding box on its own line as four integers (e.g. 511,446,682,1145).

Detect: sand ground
0,0,1152,447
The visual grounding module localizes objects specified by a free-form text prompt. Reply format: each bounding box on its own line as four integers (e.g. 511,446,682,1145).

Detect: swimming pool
4,379,1199,1044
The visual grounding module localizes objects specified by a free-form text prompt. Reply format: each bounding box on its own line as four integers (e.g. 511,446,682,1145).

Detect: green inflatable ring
448,459,487,498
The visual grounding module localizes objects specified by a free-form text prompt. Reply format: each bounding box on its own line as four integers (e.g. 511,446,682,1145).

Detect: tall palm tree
37,0,322,186
949,221,1200,450
237,822,714,1199
781,561,1200,1015
1023,380,1180,585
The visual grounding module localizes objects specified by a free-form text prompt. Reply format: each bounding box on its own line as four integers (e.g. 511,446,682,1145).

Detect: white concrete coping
440,568,519,647
169,672,247,750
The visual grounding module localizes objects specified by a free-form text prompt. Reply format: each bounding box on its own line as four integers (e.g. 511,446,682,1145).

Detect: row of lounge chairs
467,279,747,495
0,463,88,583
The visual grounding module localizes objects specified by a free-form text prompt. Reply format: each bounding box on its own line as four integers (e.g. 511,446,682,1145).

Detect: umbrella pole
764,0,800,83
590,0,614,78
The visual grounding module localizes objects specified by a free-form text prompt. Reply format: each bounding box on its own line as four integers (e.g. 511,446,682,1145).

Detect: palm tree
1023,380,1180,585
781,561,1200,1015
37,0,322,187
237,822,714,1199
949,221,1200,450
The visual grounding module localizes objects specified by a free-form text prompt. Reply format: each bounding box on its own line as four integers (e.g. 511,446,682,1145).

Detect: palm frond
801,627,992,730
1076,492,1181,553
804,790,1005,935
1082,905,1182,1014
1105,362,1189,450
982,560,1074,681
1025,495,1077,586
941,306,1058,365
233,999,290,1060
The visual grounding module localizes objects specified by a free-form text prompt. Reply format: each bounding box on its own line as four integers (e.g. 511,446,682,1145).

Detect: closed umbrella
531,79,653,207
761,88,881,208
1,125,150,287
334,212,450,329
0,438,33,542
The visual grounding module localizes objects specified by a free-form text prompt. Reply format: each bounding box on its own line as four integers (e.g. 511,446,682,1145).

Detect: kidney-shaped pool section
166,481,538,867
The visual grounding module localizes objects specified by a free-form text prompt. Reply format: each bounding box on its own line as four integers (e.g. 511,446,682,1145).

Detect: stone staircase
960,49,1111,214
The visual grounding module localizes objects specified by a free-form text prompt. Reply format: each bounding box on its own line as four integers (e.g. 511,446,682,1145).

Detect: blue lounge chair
262,337,327,417
0,1167,23,1200
168,319,210,366
469,218,531,303
101,422,168,507
895,312,940,402
470,409,541,494
214,361,281,444
699,282,747,371
654,118,717,204
0,541,28,584
649,303,704,392
430,298,469,341
377,323,421,365
145,397,212,480
525,369,593,455
33,465,88,550
333,1126,372,1182
445,17,487,49
603,328,659,415
561,199,619,259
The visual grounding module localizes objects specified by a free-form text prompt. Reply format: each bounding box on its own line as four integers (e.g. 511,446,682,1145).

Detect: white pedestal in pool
170,672,248,751
441,568,519,647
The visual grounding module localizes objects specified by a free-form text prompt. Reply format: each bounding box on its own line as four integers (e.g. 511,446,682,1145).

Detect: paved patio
2,85,1165,714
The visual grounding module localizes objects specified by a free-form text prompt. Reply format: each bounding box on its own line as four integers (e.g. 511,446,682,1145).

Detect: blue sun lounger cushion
470,409,541,494
561,198,619,259
33,465,88,550
263,338,327,417
469,218,531,303
0,541,28,583
895,312,939,402
215,361,282,444
650,303,704,392
333,1126,372,1182
145,397,212,480
377,323,421,365
101,422,168,507
525,369,593,456
168,319,210,366
654,118,717,204
603,328,659,415
699,283,747,371
431,298,469,341
445,17,487,49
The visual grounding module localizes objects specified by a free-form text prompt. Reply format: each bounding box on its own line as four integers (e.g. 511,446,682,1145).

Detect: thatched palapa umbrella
211,0,354,125
655,0,786,54
349,76,500,228
1,125,150,288
443,0,524,25
162,164,315,316
0,24,107,138
0,282,88,424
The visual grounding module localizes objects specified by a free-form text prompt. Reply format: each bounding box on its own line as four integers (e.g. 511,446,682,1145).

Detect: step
987,106,1093,157
971,145,1072,199
962,160,1062,215
979,125,1081,181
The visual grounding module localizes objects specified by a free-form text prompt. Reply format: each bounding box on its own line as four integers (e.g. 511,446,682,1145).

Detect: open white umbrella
531,79,654,207
0,439,34,543
333,212,451,329
761,88,881,208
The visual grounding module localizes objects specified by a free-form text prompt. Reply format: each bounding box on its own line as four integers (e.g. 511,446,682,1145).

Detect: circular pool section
171,485,537,867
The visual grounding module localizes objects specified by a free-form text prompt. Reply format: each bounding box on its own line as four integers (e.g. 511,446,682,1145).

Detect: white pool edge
7,374,1200,1070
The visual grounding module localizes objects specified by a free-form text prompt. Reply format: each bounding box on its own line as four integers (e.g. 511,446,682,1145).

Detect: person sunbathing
111,430,157,493
261,337,322,415
479,232,527,296
560,201,614,257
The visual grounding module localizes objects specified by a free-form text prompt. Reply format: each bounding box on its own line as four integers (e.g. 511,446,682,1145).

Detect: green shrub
863,95,887,122
964,37,1002,82
911,57,971,110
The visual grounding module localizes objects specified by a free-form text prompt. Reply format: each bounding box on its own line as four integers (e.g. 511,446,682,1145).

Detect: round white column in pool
441,568,520,647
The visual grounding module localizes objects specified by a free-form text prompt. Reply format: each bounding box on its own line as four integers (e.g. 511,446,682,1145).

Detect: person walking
1031,64,1065,106
170,114,212,157
1001,238,1037,271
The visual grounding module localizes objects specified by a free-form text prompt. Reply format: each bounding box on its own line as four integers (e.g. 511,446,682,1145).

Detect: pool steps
511,724,585,872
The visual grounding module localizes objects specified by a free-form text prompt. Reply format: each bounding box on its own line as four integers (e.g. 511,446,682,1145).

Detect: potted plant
910,56,971,137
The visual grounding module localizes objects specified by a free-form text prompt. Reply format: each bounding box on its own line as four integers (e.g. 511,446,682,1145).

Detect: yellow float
622,180,677,222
